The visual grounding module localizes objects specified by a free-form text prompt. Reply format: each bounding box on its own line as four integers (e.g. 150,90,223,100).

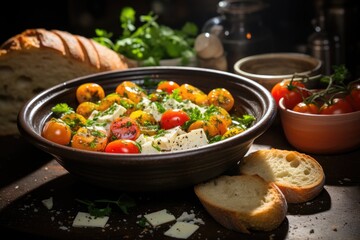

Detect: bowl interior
234,53,322,78
18,66,277,191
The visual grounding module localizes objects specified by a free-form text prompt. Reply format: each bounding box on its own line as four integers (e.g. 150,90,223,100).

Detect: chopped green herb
75,194,136,218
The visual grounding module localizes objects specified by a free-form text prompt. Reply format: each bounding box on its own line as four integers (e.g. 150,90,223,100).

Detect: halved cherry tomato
271,80,309,109
76,83,105,103
320,98,354,114
292,102,319,114
207,88,234,112
71,127,108,151
105,139,140,154
160,109,190,130
110,117,140,140
157,81,180,94
42,118,71,145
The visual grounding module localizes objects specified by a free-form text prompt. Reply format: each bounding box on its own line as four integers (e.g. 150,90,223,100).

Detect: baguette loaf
0,28,128,135
239,149,325,203
194,175,287,233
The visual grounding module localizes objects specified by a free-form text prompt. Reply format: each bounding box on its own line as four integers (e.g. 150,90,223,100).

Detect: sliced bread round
194,175,287,233
239,149,325,203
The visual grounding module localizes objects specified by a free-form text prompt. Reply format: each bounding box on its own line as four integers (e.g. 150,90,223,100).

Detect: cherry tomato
187,120,219,138
105,139,140,154
208,115,228,135
178,84,209,106
207,88,234,112
71,127,108,151
60,112,87,132
346,83,360,111
97,93,122,111
160,109,190,130
110,117,140,140
292,102,319,114
115,81,147,103
320,98,354,114
157,81,180,94
76,83,105,103
129,110,157,126
76,101,98,118
222,126,244,139
42,118,72,145
271,80,309,109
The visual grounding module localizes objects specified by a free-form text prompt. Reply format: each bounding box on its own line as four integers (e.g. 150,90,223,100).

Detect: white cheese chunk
152,136,172,151
171,129,208,151
141,141,161,154
144,209,176,227
72,212,109,228
88,103,127,134
136,134,154,145
164,221,199,239
89,103,126,123
41,197,53,210
152,126,186,151
143,102,163,122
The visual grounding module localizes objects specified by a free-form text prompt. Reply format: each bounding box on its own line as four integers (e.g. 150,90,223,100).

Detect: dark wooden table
1,122,359,240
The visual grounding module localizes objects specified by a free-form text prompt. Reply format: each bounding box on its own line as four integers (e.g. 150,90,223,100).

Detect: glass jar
202,0,273,72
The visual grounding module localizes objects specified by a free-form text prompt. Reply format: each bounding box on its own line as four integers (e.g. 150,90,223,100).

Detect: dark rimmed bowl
17,66,276,191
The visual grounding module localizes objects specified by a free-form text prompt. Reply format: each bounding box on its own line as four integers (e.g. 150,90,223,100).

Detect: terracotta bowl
233,53,322,91
17,66,276,191
279,98,360,154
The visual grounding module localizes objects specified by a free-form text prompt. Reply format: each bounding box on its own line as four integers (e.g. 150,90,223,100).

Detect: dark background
1,0,359,77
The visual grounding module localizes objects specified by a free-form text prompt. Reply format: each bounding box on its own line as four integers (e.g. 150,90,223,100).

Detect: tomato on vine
346,83,360,111
319,98,353,114
293,102,319,114
271,79,309,109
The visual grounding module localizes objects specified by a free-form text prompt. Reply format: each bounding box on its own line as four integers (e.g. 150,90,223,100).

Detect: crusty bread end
194,175,287,233
0,28,128,135
239,149,325,203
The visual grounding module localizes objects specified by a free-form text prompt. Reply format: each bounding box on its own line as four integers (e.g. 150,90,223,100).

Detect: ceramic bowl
233,53,322,91
279,98,360,154
17,66,276,191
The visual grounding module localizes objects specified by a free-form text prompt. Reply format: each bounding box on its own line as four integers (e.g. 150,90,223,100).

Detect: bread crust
52,30,85,62
194,175,287,233
0,28,128,135
239,149,325,203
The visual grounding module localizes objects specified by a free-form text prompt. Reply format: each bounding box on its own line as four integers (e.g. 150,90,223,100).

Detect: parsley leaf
51,103,73,116
93,6,198,65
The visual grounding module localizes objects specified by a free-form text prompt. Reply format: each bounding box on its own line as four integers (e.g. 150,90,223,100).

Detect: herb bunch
93,7,198,66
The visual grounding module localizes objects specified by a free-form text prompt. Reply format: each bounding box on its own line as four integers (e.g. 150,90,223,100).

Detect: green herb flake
75,194,136,218
51,103,74,116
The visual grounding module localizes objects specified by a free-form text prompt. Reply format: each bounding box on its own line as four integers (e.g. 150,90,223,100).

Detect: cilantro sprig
93,6,198,66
